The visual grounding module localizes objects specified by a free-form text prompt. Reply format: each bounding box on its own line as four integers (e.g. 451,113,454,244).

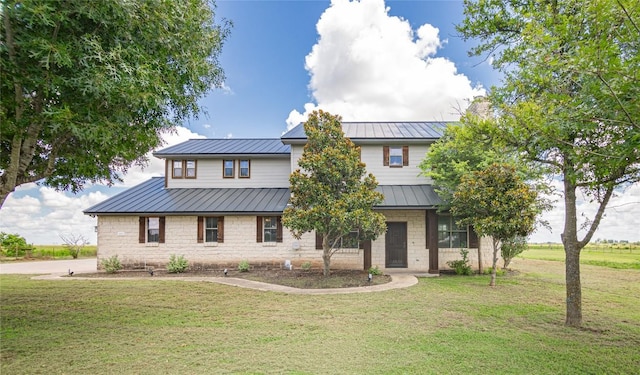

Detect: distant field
0,245,97,261
522,243,640,269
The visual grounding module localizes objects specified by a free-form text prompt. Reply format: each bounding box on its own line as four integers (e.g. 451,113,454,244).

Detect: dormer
153,139,291,189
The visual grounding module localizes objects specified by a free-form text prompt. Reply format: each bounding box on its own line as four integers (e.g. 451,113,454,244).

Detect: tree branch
577,185,614,249
595,72,639,131
616,0,640,34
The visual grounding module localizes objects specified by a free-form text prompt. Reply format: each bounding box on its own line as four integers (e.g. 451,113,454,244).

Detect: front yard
1,258,639,374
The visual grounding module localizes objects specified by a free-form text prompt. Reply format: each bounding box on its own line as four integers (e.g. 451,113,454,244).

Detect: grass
0,245,97,262
522,243,640,269
1,259,639,374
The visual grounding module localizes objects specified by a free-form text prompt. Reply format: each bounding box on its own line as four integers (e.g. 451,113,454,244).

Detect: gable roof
281,121,449,144
84,177,291,215
153,138,290,158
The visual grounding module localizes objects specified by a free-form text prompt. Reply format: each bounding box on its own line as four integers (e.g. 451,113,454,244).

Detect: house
84,122,493,273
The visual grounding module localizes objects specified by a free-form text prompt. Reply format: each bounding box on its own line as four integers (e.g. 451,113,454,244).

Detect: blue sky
1,0,638,244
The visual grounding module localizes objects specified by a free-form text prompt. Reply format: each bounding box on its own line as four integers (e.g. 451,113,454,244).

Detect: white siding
360,144,433,185
166,158,290,188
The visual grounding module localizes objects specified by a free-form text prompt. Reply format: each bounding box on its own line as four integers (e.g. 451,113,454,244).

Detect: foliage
301,261,312,271
282,110,387,276
458,0,640,326
167,254,189,274
452,164,544,286
447,249,473,276
368,265,383,276
238,260,250,272
0,232,30,257
101,255,121,274
59,233,89,259
501,236,527,269
0,0,230,207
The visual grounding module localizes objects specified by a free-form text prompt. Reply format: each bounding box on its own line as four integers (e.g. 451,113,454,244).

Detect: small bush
101,255,122,274
447,249,473,275
301,261,312,271
238,260,250,272
167,254,189,273
368,265,383,276
483,267,506,276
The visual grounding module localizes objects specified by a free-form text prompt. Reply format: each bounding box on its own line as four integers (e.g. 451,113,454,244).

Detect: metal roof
375,185,442,209
281,122,449,142
153,138,290,157
84,177,291,215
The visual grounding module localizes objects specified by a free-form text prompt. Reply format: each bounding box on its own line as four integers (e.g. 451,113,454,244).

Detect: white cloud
0,126,205,244
286,0,485,129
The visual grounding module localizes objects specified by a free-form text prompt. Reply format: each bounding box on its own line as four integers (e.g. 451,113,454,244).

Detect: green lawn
1,259,639,374
521,244,640,269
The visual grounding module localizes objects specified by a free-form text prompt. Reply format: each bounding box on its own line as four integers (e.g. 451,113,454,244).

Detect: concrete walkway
2,259,426,295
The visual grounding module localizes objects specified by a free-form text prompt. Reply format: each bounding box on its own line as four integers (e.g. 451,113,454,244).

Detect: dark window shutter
218,217,224,243
359,239,364,249
197,216,203,243
139,217,145,243
315,231,323,249
276,216,283,243
425,211,429,249
469,225,479,248
402,146,409,166
256,216,263,243
159,217,165,243
383,146,389,166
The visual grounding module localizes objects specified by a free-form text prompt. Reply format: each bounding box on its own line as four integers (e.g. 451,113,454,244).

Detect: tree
60,233,89,259
0,0,230,207
282,110,387,276
0,232,29,257
500,236,527,269
458,0,640,326
452,164,542,286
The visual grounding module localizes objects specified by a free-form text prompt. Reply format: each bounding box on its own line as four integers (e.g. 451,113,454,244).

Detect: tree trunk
322,235,331,276
563,177,582,327
489,238,499,287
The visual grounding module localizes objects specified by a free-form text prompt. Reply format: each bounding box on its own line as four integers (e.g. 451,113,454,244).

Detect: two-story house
84,122,492,273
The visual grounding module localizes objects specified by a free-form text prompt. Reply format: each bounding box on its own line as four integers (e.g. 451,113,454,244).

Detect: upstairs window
383,146,409,167
438,215,468,248
172,160,196,178
239,160,250,178
223,160,234,178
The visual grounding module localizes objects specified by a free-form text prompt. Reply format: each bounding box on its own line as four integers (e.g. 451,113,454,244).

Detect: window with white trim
147,217,160,243
223,160,234,178
205,217,218,242
389,146,403,166
263,216,278,242
438,215,468,248
239,160,250,178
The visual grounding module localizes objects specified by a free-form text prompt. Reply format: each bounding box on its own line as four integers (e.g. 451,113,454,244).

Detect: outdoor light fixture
68,269,74,276
224,268,228,276
368,273,372,283
148,268,154,276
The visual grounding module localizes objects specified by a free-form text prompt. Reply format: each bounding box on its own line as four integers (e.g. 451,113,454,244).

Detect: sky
1,0,638,245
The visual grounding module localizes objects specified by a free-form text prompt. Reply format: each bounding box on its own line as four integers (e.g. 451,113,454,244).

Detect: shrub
101,255,122,274
483,267,506,276
167,254,189,273
238,260,250,272
0,232,30,257
501,236,527,268
301,261,312,271
368,265,383,276
447,249,473,275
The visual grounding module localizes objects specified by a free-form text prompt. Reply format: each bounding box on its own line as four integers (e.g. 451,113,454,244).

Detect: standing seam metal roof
281,121,449,140
153,138,290,156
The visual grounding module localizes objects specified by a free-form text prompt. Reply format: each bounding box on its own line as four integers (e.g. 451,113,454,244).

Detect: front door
385,222,407,268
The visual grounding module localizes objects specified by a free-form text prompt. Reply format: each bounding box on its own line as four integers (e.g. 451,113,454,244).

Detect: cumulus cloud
286,0,485,129
0,126,205,244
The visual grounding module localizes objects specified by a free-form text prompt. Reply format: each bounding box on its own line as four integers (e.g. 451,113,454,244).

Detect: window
185,160,196,178
263,216,278,242
256,216,282,243
438,215,468,248
172,160,196,178
389,147,403,166
172,160,183,178
383,146,409,167
147,217,160,242
223,160,234,178
197,216,224,243
239,160,250,178
139,216,165,244
337,230,359,248
205,217,218,242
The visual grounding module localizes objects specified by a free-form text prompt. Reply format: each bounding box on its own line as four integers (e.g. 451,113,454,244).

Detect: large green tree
452,163,543,287
0,0,230,207
282,110,387,276
458,0,640,326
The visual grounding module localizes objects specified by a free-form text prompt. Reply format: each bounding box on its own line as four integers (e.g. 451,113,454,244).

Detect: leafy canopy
0,0,230,206
282,110,386,275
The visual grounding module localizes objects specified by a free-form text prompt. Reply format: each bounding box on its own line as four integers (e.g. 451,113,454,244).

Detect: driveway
0,258,97,275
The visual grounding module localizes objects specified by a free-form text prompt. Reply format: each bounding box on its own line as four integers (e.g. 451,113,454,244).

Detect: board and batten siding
166,158,291,188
